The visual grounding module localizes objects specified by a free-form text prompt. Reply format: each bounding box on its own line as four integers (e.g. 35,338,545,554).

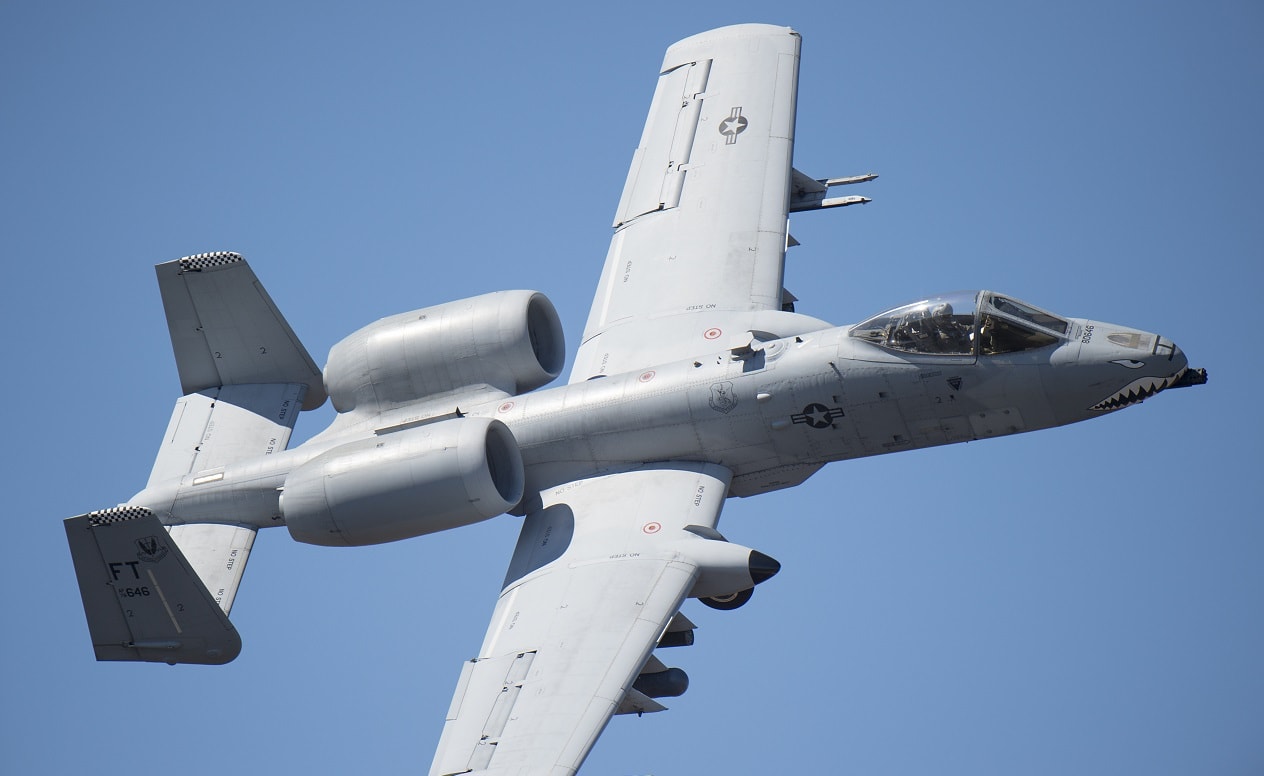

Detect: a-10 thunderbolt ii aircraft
65,23,1206,776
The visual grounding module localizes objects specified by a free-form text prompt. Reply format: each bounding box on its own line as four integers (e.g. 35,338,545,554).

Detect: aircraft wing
432,26,806,774
571,24,815,382
431,462,761,776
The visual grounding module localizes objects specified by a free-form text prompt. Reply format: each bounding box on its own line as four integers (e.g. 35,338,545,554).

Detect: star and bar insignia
791,402,845,429
718,107,748,144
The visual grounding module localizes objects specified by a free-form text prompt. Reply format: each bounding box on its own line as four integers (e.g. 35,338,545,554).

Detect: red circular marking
704,327,722,340
498,401,515,413
639,370,656,383
643,522,662,534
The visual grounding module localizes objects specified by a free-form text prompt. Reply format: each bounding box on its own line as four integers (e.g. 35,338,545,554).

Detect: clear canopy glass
849,291,1068,356
988,295,1069,335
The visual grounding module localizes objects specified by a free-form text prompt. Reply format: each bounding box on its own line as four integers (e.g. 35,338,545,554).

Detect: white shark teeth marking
1089,368,1186,411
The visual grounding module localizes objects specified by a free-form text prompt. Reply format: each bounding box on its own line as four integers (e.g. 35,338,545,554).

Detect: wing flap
613,59,712,227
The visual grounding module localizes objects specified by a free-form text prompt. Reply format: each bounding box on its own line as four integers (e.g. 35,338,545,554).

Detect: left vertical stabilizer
65,507,242,665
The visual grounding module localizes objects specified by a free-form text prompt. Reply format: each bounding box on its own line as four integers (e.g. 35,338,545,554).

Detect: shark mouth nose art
1089,368,1188,411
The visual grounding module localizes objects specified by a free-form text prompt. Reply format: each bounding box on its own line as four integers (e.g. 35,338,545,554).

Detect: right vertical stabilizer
156,252,326,410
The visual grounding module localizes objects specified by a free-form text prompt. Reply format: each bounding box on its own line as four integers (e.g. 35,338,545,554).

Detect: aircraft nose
1051,323,1206,419
1076,326,1200,413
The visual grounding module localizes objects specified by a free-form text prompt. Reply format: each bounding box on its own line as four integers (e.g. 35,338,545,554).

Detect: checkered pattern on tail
86,505,156,527
178,251,242,272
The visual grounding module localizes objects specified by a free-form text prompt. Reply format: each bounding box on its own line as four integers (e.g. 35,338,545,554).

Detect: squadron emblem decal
709,382,738,414
135,535,168,563
791,403,845,429
718,107,748,144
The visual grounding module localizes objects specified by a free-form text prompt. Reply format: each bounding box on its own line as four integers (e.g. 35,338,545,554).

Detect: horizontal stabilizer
145,382,307,488
64,507,241,665
166,523,256,615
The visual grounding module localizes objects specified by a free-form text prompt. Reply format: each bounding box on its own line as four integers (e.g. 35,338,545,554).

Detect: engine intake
282,417,523,546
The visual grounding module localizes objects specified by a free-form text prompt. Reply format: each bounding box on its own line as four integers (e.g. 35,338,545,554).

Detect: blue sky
3,3,1261,774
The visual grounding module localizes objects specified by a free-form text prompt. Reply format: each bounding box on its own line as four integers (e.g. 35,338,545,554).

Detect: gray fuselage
131,312,1191,529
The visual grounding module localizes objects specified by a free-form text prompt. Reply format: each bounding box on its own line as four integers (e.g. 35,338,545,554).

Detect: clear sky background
3,3,1260,775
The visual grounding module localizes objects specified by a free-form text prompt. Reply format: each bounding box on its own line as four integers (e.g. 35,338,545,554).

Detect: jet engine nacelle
324,290,565,414
282,417,524,546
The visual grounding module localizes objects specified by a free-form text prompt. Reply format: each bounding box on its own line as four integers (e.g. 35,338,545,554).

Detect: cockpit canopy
849,291,1069,356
